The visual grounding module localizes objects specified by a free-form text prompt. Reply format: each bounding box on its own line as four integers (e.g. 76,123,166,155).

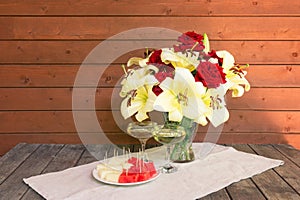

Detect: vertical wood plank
249,144,300,199
0,143,40,184
20,144,86,200
75,144,114,166
198,189,231,200
0,144,63,200
273,144,300,167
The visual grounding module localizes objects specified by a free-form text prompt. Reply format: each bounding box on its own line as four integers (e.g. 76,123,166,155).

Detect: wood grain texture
0,65,299,88
21,144,85,200
0,144,63,200
75,144,114,166
0,88,299,111
0,0,299,16
0,133,139,156
0,143,39,184
226,179,265,200
0,0,299,154
0,110,299,133
2,144,299,200
250,144,300,194
1,132,300,156
199,189,231,200
233,144,300,199
0,41,299,64
1,17,299,40
273,144,300,166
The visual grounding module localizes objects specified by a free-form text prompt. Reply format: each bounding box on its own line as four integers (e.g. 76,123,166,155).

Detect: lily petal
208,107,229,127
135,111,149,122
169,109,183,122
230,85,245,97
183,96,206,119
127,57,149,68
173,68,197,94
161,48,199,71
195,115,208,126
216,50,235,71
127,57,143,67
153,90,178,112
121,97,142,119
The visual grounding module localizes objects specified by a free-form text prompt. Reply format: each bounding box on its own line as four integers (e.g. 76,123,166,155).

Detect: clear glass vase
162,114,198,163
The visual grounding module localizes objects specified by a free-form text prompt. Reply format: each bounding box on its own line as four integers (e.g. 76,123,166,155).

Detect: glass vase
162,114,198,163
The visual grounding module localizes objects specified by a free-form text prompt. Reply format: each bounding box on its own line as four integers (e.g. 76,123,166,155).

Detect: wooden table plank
198,189,231,200
75,149,97,166
75,144,113,166
0,144,63,200
273,144,300,167
226,144,266,200
20,144,86,200
1,143,300,200
0,143,40,184
43,144,85,173
250,144,300,193
249,144,300,199
226,179,266,200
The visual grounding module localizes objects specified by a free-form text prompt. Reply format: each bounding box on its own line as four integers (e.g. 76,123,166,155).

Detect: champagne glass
152,125,186,173
127,121,157,161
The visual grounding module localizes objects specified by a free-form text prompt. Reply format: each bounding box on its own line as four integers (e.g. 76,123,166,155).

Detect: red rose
155,70,174,82
174,31,205,52
148,49,163,65
152,85,163,96
147,49,175,82
207,50,223,66
173,43,204,52
195,61,227,88
177,31,204,44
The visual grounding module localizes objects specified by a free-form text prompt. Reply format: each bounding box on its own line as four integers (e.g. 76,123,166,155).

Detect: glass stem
139,138,148,161
166,145,171,167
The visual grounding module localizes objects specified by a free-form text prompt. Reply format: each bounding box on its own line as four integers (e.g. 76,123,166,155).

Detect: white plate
92,168,160,186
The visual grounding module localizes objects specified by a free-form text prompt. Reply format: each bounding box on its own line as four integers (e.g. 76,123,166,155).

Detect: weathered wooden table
0,143,299,200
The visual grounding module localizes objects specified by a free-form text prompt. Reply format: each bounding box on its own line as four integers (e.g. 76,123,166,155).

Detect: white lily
119,66,158,98
160,48,200,72
153,68,207,122
127,56,149,68
121,85,157,122
216,50,250,97
194,92,211,126
205,85,230,127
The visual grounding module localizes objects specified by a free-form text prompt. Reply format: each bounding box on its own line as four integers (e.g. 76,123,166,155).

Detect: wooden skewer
104,151,108,165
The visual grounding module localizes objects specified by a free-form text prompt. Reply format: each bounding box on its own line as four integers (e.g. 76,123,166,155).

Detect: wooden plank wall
0,0,300,154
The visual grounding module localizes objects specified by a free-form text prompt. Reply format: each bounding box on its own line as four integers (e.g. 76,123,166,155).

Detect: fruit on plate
97,157,157,183
97,163,122,183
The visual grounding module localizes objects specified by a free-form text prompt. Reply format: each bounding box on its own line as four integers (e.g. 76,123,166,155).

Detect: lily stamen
177,88,189,106
190,41,199,52
210,95,222,110
127,90,137,107
230,64,245,78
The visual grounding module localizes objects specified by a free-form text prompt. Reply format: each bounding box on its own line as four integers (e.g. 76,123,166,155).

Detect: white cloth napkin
23,143,283,200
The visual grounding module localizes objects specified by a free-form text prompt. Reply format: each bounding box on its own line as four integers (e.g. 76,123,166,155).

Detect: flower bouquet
120,31,250,162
